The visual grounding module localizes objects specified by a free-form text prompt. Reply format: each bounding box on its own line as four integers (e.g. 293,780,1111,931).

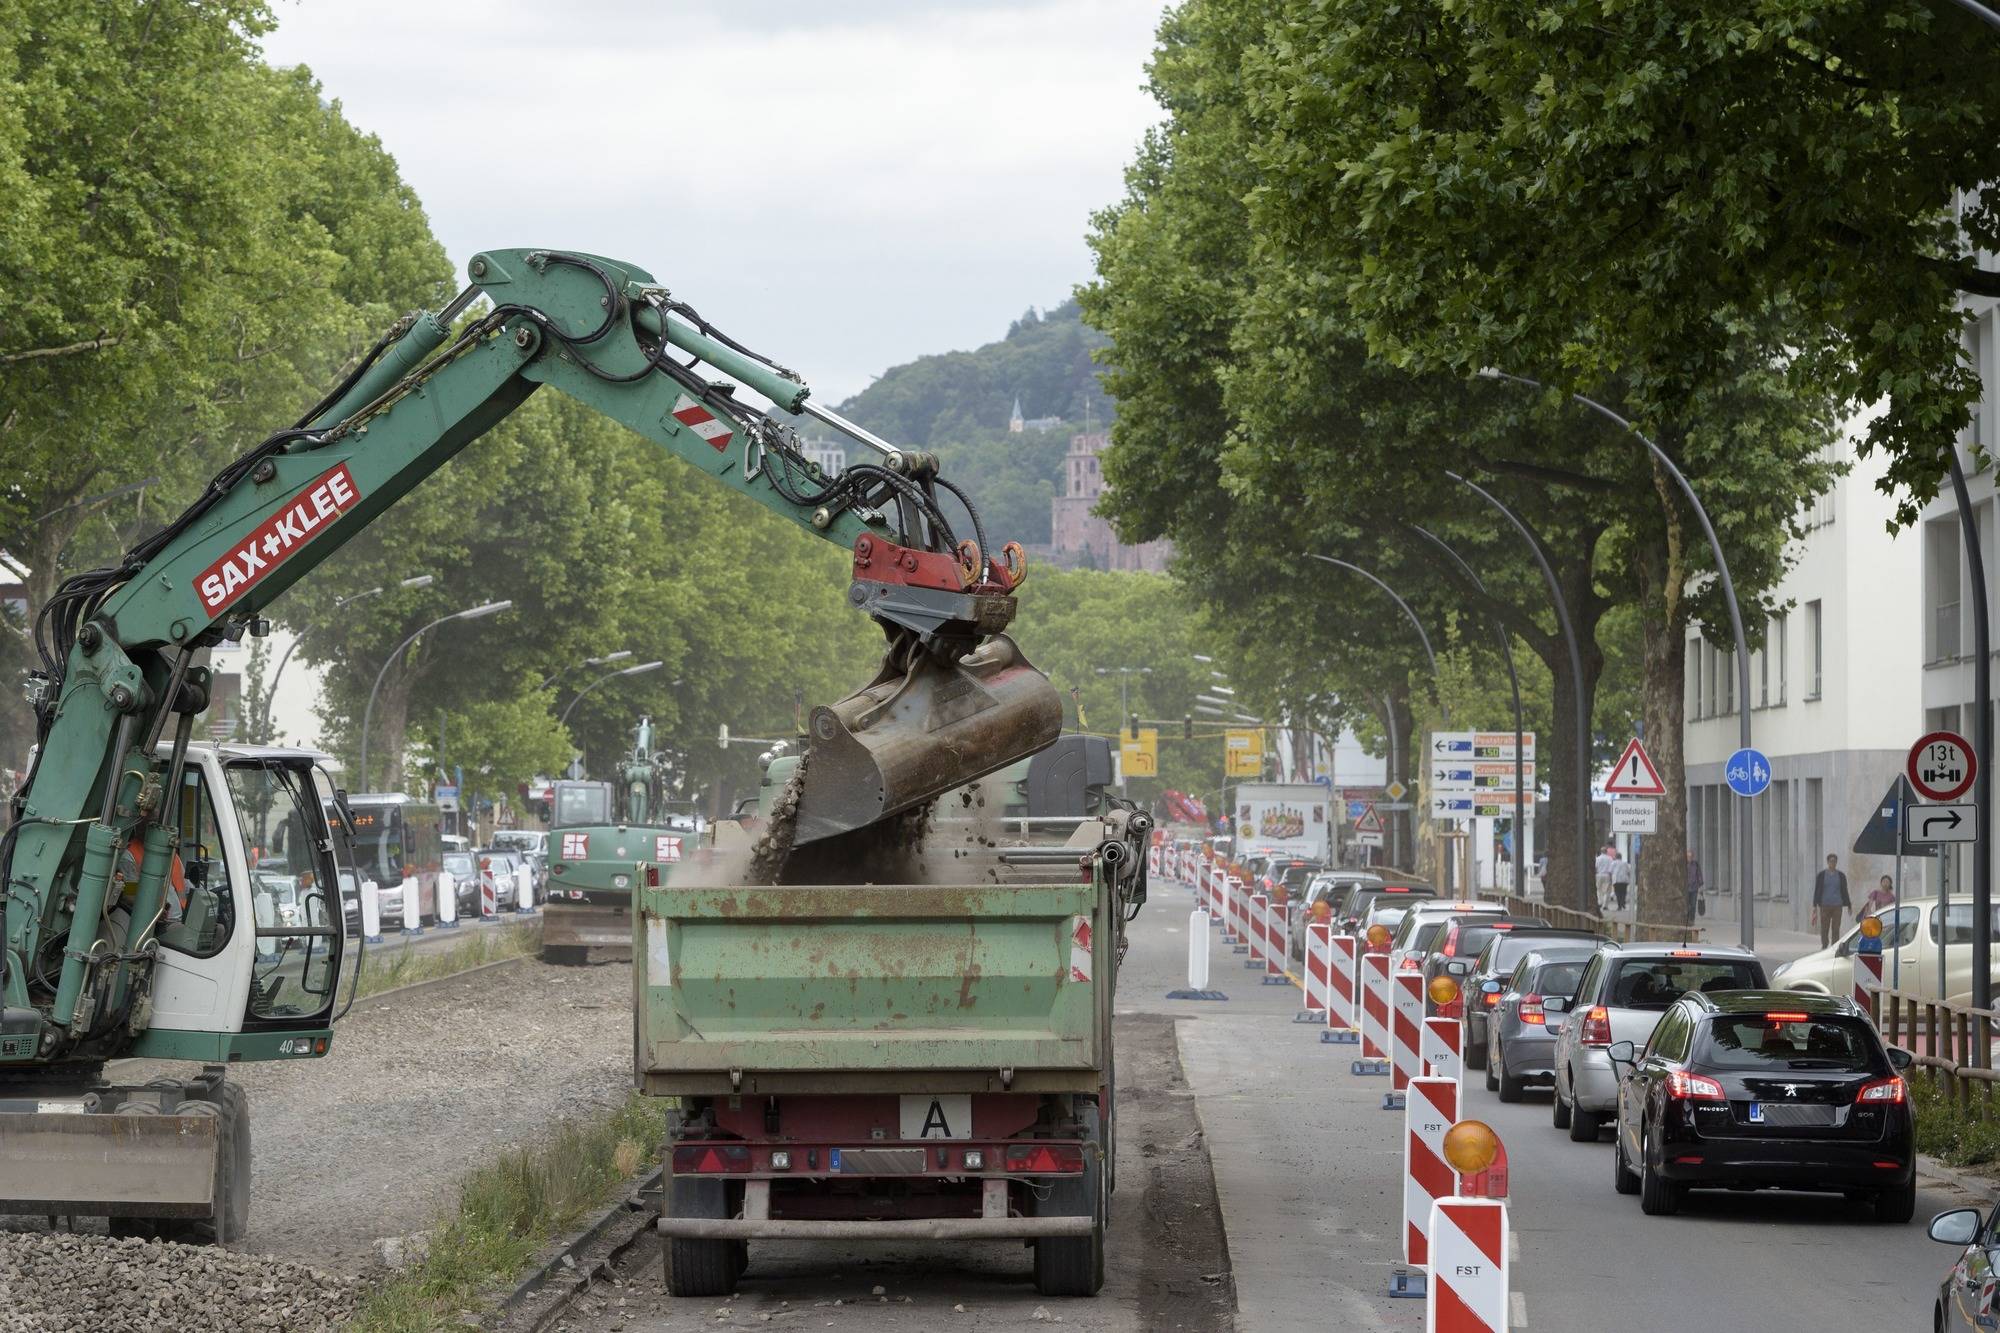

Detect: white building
203,626,330,754
797,437,846,479
1684,428,1923,933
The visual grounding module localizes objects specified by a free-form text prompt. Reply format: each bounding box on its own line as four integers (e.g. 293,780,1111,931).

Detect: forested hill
834,300,1112,448
799,301,1111,546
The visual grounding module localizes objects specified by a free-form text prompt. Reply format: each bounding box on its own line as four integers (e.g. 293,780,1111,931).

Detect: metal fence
1869,986,1999,1116
1480,892,1705,945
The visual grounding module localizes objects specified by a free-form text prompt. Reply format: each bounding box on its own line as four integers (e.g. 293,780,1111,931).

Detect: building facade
1047,432,1172,573
1684,428,1923,933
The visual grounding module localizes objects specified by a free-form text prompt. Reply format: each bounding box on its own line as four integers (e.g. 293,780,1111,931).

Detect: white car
1774,896,1998,1006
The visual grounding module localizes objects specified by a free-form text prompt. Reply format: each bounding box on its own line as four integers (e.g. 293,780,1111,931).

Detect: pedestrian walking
1685,849,1705,923
1861,873,1896,918
1610,848,1635,913
1812,853,1852,948
1594,844,1615,911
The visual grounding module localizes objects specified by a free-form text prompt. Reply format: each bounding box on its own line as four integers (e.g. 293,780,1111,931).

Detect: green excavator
0,249,1061,1239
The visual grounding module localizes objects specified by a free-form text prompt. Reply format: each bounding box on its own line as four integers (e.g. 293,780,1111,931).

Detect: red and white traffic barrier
1300,922,1333,1021
1229,878,1252,952
1148,845,1161,877
1247,892,1271,970
1357,952,1392,1072
1403,1076,1459,1268
1391,971,1427,1093
1854,948,1882,1013
1425,1198,1509,1332
1325,933,1361,1043
1261,899,1289,984
1422,1016,1462,1084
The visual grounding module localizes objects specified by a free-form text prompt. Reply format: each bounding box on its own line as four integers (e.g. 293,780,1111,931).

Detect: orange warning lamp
1859,915,1884,940
1443,1120,1500,1176
1428,975,1460,1008
1311,899,1333,923
1366,923,1392,948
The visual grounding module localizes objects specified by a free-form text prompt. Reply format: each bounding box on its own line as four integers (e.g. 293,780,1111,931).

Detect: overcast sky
260,1,1166,405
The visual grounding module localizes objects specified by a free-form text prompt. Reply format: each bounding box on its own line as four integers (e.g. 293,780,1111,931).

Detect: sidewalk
1502,878,1824,966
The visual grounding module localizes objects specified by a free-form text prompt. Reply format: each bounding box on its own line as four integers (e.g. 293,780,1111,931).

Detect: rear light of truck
1858,1076,1907,1105
1666,1070,1725,1101
1519,995,1546,1025
1579,1006,1612,1046
1004,1143,1085,1174
672,1144,753,1174
962,1149,985,1170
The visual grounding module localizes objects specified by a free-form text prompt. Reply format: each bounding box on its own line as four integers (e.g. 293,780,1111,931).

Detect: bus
345,793,445,926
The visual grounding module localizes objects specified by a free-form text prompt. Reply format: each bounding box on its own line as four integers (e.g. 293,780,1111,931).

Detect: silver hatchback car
1549,942,1767,1142
1483,945,1600,1102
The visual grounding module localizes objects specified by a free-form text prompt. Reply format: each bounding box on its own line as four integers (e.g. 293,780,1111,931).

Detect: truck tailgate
635,882,1104,1085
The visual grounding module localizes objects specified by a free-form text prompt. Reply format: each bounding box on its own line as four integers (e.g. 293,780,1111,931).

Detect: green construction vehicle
543,716,694,964
0,248,1060,1240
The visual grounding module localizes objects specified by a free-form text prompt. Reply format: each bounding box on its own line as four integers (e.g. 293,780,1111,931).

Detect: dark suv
1608,989,1915,1222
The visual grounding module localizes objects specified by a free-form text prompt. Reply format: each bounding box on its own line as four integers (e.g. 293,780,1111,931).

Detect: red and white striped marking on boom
1069,916,1093,983
1426,1198,1509,1332
1403,1076,1459,1267
1392,971,1427,1092
671,394,734,452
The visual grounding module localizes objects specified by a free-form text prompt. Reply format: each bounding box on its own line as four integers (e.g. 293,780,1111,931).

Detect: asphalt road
1138,871,1995,1331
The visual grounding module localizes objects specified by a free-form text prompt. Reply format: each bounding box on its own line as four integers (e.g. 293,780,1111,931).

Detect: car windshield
1699,1014,1882,1072
1607,958,1763,1010
1350,885,1434,916
1482,935,1599,976
1525,960,1587,998
443,852,475,877
1368,908,1409,932
493,832,539,852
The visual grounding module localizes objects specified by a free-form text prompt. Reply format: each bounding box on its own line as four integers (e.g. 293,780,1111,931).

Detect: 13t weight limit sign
1909,731,1978,803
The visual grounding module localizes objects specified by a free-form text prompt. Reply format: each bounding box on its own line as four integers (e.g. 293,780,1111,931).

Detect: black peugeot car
1608,989,1916,1222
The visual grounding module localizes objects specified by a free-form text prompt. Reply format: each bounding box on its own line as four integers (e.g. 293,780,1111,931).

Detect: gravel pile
0,1231,363,1332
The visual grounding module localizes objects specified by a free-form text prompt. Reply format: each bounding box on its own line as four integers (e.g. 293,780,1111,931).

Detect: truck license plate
899,1094,973,1140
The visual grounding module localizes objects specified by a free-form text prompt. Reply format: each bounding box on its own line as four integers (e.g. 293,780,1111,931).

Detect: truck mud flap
0,1110,218,1217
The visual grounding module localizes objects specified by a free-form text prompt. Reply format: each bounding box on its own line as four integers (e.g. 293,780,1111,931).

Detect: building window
1771,612,1788,705
1929,515,1963,664
1805,599,1823,700
1756,640,1769,708
1722,649,1735,714
1686,638,1703,720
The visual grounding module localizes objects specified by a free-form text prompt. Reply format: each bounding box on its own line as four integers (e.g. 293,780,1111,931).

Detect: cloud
261,0,1164,404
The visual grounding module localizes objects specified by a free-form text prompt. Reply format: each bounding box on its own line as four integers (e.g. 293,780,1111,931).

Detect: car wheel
1552,1077,1573,1129
1465,1032,1486,1073
1638,1121,1679,1217
1484,1040,1500,1092
1567,1093,1600,1143
1497,1054,1525,1104
1612,1124,1640,1195
1874,1174,1916,1225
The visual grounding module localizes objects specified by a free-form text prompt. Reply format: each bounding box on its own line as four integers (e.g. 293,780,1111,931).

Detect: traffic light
1127,712,1140,741
1183,713,1194,740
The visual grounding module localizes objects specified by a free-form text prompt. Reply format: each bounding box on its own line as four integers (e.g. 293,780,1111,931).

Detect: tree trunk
372,673,413,793
1637,601,1690,930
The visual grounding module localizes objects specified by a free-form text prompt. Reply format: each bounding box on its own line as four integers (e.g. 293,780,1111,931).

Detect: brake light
1579,1006,1612,1046
1493,923,1514,931
1482,991,1502,1009
671,1144,752,1174
1519,995,1546,1025
1669,950,1702,958
1858,1076,1906,1105
1004,1143,1086,1174
1764,1012,1810,1022
1665,1070,1725,1101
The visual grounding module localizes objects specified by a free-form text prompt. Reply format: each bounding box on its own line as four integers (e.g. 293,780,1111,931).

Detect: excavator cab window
159,767,236,959
224,760,340,1021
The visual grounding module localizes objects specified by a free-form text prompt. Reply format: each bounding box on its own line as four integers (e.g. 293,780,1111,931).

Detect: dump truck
636,765,1148,1299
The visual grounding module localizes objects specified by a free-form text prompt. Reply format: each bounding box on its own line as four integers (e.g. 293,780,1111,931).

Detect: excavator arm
1,248,1060,1063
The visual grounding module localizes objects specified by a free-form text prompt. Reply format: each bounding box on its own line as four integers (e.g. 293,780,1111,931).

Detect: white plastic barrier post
514,863,535,914
437,870,459,928
1425,1198,1509,1331
1299,922,1332,1022
1355,952,1392,1074
360,879,382,944
1325,934,1361,1044
1422,1016,1463,1085
400,874,423,937
1401,1076,1459,1276
1390,970,1426,1100
1261,900,1288,985
1246,892,1270,971
1188,909,1210,990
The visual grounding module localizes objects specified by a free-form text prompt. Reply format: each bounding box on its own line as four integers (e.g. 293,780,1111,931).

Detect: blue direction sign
1725,747,1772,798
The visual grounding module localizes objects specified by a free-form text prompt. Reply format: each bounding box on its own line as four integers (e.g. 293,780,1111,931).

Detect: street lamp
264,575,434,737
357,599,513,791
1301,553,1442,696
538,649,635,691
559,661,667,728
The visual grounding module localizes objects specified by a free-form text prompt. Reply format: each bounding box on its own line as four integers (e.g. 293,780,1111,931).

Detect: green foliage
412,685,572,817
351,922,539,1001
1912,1074,2000,1170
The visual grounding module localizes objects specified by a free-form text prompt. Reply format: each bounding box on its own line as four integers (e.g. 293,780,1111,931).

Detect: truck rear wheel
1032,1106,1105,1298
663,1176,736,1298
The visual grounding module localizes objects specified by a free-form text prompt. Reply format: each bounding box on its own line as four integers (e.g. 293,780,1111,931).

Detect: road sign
1224,728,1263,778
1610,799,1657,835
1354,831,1384,848
1725,746,1772,798
1909,730,1977,802
1853,776,1941,859
1429,730,1536,761
1604,738,1667,796
1354,803,1385,833
1385,780,1409,802
1121,727,1159,778
1431,794,1526,818
1430,761,1536,790
1906,802,1980,844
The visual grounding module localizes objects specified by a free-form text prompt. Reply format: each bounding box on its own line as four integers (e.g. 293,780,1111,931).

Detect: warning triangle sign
1354,803,1385,833
1603,738,1667,796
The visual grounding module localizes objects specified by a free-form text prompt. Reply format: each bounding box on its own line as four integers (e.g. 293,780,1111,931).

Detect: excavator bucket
792,633,1063,845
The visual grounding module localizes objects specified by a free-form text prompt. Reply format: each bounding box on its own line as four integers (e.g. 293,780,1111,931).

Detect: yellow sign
1121,728,1159,778
1224,728,1263,778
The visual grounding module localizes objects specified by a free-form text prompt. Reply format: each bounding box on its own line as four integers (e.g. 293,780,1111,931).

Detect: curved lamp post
358,599,513,791
1302,552,1440,686
539,649,634,691
559,660,667,728
1408,525,1527,897
1478,368,1757,946
264,575,434,737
